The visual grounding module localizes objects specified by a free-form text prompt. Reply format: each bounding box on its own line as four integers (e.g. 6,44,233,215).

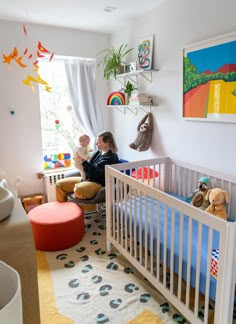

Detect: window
38,58,86,168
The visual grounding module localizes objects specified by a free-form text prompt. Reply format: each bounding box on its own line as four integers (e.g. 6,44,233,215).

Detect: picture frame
137,34,154,70
183,32,236,123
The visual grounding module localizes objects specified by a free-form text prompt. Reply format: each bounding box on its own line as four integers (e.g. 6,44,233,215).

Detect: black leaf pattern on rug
109,298,122,309
106,262,118,271
77,292,90,301
125,283,139,293
56,253,67,260
91,275,103,284
80,255,89,261
64,261,75,268
140,293,151,303
107,253,117,259
76,247,86,252
96,313,109,323
90,240,98,245
99,284,112,296
81,264,93,273
160,302,169,313
124,267,134,274
92,231,102,236
68,278,80,288
95,248,106,255
172,313,186,323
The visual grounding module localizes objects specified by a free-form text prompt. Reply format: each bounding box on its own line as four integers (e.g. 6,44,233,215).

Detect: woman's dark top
81,150,119,186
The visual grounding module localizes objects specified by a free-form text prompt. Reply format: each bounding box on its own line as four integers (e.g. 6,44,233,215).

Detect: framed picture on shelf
183,32,236,123
137,34,154,70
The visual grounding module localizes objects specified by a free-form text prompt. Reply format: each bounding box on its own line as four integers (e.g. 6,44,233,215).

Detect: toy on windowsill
186,176,212,210
205,188,230,220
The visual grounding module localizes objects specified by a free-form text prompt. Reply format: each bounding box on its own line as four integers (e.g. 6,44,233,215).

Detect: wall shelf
107,105,157,115
116,69,158,84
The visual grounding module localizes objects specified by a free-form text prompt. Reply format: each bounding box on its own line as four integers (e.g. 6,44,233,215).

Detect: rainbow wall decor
107,92,125,105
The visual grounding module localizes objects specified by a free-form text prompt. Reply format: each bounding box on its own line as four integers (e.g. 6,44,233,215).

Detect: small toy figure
205,188,230,220
73,134,93,180
186,177,212,210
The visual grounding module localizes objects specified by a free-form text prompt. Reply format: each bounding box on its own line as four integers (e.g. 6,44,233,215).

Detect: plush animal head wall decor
129,112,153,152
205,188,230,220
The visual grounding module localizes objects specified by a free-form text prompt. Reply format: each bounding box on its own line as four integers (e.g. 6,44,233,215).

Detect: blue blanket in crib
123,193,219,301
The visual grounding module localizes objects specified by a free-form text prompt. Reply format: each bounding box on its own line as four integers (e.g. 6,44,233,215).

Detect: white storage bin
0,261,22,324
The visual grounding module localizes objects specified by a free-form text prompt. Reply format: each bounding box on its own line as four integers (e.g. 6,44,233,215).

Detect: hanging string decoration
2,24,54,92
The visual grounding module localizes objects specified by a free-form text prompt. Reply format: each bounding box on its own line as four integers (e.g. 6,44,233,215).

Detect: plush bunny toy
205,188,230,220
129,112,153,152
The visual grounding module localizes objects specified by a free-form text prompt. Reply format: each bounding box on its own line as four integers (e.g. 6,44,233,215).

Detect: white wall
0,20,110,195
110,0,236,175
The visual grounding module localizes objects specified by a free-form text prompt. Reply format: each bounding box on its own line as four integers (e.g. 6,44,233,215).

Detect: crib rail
105,157,236,324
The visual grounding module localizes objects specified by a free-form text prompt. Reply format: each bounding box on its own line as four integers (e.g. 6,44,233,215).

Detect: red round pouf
28,202,84,251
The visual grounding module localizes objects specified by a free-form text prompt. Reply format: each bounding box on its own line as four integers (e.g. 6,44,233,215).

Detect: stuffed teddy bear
129,112,153,152
205,188,230,220
186,176,212,210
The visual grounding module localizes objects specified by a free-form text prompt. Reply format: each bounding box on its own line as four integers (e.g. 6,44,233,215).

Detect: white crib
105,157,236,324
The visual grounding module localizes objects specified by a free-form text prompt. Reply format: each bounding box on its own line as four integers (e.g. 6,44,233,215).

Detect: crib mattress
119,193,219,301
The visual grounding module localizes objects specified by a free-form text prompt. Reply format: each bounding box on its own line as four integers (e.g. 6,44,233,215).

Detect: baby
73,134,93,180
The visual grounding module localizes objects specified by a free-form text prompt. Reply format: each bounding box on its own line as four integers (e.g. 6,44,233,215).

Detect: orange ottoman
28,202,84,251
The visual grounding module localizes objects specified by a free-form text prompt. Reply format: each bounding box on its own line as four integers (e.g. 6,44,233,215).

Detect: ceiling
0,0,164,33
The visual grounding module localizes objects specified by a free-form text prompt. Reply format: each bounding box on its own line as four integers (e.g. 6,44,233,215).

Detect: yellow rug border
125,309,164,324
36,250,73,324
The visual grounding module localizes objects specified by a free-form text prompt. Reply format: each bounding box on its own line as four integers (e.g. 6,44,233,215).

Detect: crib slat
194,222,202,316
139,194,142,264
203,228,213,324
124,183,128,251
133,189,137,260
163,205,168,288
170,209,175,295
186,217,193,308
144,195,148,269
156,201,161,281
178,213,184,300
150,198,154,275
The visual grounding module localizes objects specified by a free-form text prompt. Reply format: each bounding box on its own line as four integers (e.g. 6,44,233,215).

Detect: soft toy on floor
186,176,212,210
205,188,230,220
129,112,153,152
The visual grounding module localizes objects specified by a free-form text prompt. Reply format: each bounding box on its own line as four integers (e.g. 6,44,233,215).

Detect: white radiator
44,171,65,202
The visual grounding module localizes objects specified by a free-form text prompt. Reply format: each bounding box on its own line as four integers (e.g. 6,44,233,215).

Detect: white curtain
64,58,104,144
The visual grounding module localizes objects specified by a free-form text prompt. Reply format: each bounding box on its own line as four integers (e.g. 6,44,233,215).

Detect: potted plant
96,44,133,80
120,81,138,104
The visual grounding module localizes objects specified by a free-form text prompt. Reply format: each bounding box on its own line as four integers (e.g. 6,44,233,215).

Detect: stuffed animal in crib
186,176,212,210
205,188,230,220
129,112,153,152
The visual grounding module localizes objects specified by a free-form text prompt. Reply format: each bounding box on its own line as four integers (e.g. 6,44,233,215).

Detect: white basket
0,261,22,324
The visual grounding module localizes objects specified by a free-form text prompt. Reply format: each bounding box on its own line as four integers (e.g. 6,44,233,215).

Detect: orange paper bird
38,41,50,53
15,56,27,68
2,47,18,64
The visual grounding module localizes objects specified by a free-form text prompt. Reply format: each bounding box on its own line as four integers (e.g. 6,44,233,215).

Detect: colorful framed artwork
137,34,154,70
183,32,236,122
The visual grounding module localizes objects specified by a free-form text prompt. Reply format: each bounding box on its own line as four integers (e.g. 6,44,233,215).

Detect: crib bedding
118,192,219,301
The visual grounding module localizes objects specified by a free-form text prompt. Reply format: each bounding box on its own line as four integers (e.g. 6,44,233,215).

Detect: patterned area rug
37,212,190,324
